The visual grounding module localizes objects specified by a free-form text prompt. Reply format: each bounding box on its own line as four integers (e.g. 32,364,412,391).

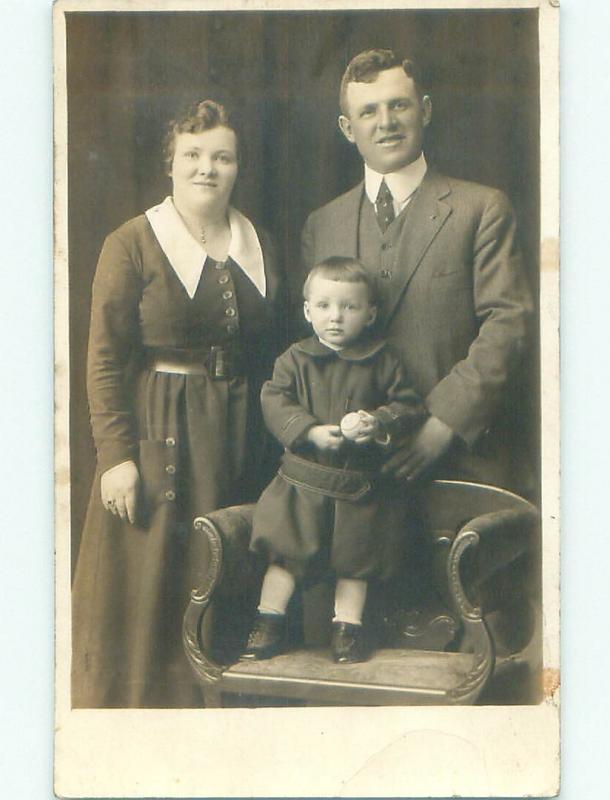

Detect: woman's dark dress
72,209,283,708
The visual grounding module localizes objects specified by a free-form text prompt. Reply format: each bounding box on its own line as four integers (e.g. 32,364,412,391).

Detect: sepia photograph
54,0,559,796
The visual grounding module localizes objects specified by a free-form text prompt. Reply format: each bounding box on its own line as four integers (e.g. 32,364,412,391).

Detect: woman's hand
100,460,140,524
307,425,344,451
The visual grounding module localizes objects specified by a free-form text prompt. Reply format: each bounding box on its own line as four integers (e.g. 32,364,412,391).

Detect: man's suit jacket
301,169,535,494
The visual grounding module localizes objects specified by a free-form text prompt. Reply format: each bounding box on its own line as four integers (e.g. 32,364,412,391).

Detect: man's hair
303,256,377,304
163,99,241,174
339,48,424,116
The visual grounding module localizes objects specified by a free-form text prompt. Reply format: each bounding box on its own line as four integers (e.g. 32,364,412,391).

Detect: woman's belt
278,451,374,501
146,345,244,380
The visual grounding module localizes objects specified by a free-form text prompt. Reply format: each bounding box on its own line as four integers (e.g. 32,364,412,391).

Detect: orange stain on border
542,667,560,698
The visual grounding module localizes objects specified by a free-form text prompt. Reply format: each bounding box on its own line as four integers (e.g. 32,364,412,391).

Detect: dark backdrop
66,8,540,569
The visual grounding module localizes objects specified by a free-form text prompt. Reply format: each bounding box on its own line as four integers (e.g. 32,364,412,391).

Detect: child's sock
333,578,367,626
258,564,296,616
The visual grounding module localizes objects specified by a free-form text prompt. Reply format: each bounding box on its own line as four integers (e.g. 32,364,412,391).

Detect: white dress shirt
364,152,428,218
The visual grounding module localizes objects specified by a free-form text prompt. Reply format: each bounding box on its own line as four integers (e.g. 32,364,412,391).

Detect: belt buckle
209,345,230,379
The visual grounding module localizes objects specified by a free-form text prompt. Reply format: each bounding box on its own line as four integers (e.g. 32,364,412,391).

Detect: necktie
375,180,395,232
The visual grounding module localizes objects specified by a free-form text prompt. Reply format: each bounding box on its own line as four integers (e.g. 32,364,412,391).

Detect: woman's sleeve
86,230,142,473
258,226,292,352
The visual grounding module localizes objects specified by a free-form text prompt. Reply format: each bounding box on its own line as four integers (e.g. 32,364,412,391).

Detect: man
301,49,535,496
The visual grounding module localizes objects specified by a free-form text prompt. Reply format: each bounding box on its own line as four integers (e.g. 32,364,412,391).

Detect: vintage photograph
54,0,559,796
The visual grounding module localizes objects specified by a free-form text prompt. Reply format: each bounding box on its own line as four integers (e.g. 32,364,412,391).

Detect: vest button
218,274,229,284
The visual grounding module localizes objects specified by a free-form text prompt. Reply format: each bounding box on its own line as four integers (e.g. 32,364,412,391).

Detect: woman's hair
303,256,377,305
163,99,240,174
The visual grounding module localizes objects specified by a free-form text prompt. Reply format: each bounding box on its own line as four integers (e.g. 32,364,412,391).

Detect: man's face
339,66,431,174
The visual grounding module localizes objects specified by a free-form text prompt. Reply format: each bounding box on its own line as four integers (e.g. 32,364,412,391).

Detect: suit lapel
383,170,453,326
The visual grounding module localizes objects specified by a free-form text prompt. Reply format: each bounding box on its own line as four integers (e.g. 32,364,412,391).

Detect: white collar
317,335,343,351
364,152,427,206
145,196,266,299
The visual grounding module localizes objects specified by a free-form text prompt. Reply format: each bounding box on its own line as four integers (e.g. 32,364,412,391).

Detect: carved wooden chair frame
183,480,540,707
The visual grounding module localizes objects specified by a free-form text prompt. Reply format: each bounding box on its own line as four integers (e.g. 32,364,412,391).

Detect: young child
243,256,427,663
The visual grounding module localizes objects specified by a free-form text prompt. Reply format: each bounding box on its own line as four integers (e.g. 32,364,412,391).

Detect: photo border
53,1,560,796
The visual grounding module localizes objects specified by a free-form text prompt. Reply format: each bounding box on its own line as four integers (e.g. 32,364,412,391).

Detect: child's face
304,277,377,348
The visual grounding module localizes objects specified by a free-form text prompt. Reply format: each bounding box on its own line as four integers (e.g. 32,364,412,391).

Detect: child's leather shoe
331,621,369,663
240,613,286,661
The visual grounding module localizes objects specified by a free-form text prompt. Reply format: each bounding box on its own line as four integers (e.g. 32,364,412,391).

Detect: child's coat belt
278,451,375,501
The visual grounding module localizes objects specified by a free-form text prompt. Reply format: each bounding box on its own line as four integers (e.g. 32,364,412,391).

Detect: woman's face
170,126,238,213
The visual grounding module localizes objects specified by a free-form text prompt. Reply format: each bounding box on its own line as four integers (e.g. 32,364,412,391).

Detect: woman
72,100,284,708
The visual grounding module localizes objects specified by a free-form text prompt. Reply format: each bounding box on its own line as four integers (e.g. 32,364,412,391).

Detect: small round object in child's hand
340,412,365,440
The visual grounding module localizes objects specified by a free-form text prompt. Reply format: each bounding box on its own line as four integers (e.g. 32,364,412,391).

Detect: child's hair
303,256,377,304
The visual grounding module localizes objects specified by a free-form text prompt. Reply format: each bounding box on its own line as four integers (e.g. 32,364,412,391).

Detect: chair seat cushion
221,647,479,705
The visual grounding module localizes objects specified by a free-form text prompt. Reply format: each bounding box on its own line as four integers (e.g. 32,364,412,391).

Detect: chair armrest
442,526,495,702
460,506,540,586
183,504,259,684
448,504,541,665
200,504,257,600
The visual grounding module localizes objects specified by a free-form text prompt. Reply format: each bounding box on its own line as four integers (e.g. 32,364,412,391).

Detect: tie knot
375,180,395,232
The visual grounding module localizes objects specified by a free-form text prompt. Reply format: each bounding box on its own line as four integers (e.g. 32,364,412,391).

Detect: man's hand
307,425,344,451
381,416,454,480
101,460,140,524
